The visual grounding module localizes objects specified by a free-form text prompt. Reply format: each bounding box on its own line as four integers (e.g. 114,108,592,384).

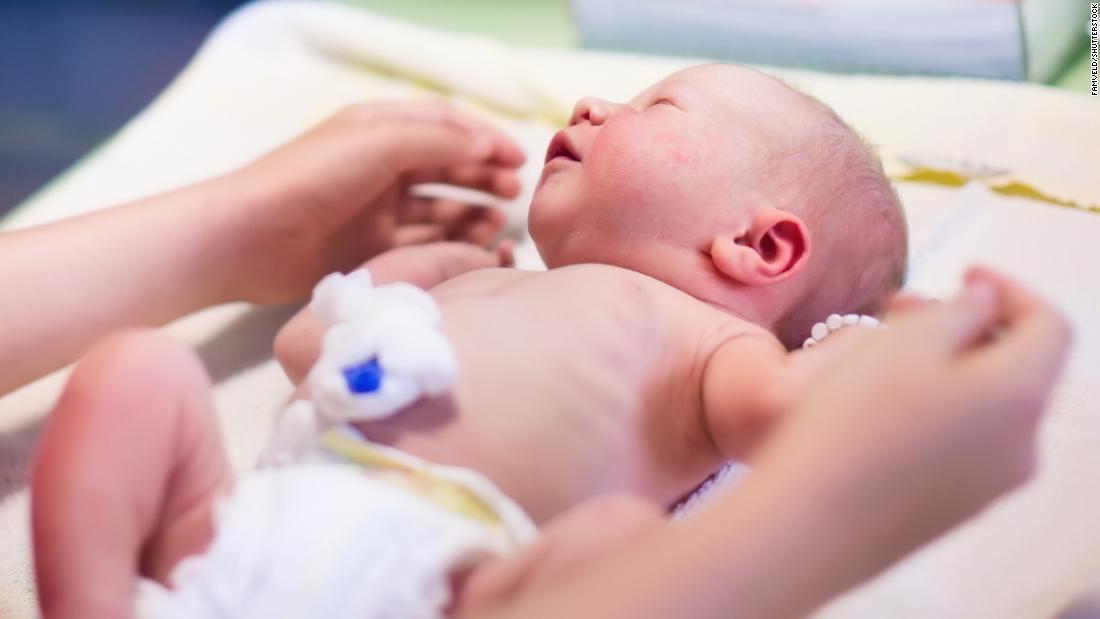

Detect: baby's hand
216,101,525,304
366,240,515,287
273,240,514,385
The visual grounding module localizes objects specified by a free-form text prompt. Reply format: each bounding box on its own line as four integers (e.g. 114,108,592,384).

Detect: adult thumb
898,277,998,355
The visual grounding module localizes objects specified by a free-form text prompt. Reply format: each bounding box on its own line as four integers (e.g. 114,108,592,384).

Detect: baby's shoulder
712,313,776,342
545,265,779,338
428,265,531,297
699,313,782,361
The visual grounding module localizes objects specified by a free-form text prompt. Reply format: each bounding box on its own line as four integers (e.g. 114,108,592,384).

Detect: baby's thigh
34,329,232,614
46,328,226,477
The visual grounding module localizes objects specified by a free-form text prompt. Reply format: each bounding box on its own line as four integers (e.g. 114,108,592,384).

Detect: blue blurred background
0,0,1091,216
0,0,245,211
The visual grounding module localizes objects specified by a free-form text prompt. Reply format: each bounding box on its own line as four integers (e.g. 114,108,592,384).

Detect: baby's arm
32,331,231,618
274,241,512,384
699,333,788,461
701,329,868,461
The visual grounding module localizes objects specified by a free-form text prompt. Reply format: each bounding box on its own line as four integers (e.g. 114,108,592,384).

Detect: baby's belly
350,304,658,522
354,398,606,524
353,343,625,520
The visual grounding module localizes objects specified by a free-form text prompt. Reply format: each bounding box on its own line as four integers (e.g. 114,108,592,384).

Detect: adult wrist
184,173,263,307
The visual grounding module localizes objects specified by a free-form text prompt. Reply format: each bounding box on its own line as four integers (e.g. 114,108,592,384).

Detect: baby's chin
527,189,579,257
526,215,593,269
526,199,621,270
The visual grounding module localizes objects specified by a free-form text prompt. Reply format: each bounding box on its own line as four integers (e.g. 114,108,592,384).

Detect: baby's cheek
585,120,707,213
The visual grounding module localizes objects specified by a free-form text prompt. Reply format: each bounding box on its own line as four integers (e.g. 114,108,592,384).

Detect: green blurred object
341,0,577,48
344,0,1094,92
1053,46,1095,92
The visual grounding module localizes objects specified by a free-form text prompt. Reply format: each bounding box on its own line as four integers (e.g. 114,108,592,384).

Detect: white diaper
135,271,536,618
135,428,537,619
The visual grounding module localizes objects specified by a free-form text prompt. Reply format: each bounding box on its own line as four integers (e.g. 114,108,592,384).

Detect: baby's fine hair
768,88,908,349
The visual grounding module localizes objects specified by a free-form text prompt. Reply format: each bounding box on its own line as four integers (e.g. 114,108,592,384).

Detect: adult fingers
884,291,939,317
441,205,506,246
395,101,526,167
393,224,446,246
963,267,1073,395
399,196,470,226
887,277,999,355
373,122,499,174
400,197,505,235
344,100,526,168
418,103,525,167
394,204,504,247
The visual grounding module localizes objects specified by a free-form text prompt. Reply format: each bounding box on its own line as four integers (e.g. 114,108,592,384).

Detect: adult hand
0,100,524,396
781,266,1072,550
218,100,525,304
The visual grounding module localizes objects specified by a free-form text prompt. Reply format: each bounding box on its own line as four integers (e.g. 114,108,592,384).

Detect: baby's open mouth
545,131,581,164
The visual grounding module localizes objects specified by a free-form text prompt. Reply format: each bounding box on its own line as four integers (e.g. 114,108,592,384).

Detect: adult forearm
0,180,242,395
477,457,925,619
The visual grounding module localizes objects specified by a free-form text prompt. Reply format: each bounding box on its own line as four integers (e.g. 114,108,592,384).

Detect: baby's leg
456,495,665,613
32,330,232,618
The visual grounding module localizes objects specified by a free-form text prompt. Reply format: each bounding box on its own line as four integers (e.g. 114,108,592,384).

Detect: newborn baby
33,64,906,617
278,63,906,518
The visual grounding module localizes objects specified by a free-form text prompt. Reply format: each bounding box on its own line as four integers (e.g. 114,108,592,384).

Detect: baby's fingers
495,239,516,268
444,206,506,246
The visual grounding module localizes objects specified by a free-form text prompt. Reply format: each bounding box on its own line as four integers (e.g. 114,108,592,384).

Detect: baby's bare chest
435,266,740,458
434,266,714,380
363,266,747,519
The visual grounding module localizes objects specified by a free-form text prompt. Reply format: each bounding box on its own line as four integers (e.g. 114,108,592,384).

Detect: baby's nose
570,97,614,126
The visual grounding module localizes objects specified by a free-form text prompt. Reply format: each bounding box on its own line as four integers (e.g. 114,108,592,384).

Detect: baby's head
529,64,907,348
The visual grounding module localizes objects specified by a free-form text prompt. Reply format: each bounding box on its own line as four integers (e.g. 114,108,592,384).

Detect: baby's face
529,64,809,274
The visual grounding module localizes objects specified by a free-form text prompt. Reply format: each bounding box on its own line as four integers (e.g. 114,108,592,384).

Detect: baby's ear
709,208,810,286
